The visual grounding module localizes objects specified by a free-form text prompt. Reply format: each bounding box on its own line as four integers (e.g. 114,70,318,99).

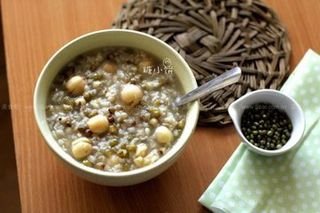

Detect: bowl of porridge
34,29,199,186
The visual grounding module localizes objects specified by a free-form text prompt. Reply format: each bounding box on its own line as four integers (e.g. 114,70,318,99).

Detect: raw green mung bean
241,103,292,150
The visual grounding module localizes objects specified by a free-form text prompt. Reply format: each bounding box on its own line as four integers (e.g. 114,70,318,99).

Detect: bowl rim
228,89,305,156
34,29,199,178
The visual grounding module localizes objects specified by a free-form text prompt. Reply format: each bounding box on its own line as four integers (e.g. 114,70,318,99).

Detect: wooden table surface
2,0,320,212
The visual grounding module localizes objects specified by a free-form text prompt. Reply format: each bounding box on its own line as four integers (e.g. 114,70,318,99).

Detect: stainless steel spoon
174,67,242,106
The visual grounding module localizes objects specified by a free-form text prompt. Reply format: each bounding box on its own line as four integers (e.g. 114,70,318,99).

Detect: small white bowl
228,89,305,156
34,29,199,186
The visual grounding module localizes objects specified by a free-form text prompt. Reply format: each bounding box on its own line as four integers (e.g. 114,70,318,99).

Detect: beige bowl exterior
34,29,199,186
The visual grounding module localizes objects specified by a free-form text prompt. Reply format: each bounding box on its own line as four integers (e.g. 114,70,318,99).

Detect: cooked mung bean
46,47,186,172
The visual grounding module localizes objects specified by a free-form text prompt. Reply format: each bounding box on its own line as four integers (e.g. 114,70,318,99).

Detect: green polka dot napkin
199,49,320,213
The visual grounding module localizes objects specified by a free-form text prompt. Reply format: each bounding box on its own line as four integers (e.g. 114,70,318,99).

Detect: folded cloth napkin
199,49,320,213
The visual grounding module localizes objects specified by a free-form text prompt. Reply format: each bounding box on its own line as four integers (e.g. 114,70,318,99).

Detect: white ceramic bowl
228,89,305,156
34,29,199,186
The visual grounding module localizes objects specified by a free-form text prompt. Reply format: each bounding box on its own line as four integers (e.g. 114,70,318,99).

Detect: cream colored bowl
34,29,199,186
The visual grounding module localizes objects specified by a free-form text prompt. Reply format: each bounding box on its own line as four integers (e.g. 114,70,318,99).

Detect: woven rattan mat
112,0,291,125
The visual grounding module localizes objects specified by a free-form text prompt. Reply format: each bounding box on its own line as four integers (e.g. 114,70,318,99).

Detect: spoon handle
174,67,242,107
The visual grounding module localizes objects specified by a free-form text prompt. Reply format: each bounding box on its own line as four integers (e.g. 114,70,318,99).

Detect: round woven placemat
112,0,291,125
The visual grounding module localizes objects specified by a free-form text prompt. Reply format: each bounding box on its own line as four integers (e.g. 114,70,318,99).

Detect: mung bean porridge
46,47,187,172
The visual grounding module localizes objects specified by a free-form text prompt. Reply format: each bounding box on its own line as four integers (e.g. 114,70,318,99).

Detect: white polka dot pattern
199,50,320,212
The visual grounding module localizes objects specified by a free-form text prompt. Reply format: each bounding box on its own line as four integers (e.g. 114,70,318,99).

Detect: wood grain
2,0,320,212
0,5,21,212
